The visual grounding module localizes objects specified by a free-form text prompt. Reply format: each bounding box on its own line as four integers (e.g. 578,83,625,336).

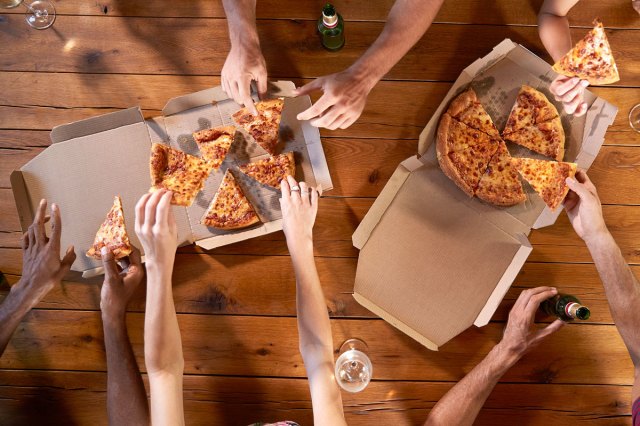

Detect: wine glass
0,0,56,30
334,338,372,393
629,103,640,133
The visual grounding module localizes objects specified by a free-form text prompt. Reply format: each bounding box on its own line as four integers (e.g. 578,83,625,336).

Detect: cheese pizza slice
503,117,565,161
552,19,620,85
503,85,560,135
476,141,526,207
149,143,213,207
447,88,501,139
238,152,296,189
86,195,132,260
201,170,261,230
511,157,577,211
232,98,284,155
437,113,498,158
193,125,237,171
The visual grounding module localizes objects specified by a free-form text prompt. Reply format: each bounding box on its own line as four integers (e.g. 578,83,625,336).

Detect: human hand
499,287,564,360
280,176,319,256
221,42,267,116
17,199,76,307
294,68,375,130
100,246,144,320
564,170,609,245
135,190,178,271
549,75,589,117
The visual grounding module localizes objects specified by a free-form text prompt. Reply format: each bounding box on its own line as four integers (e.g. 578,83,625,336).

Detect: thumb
293,78,323,97
566,177,590,199
55,245,76,280
531,319,565,346
100,246,119,281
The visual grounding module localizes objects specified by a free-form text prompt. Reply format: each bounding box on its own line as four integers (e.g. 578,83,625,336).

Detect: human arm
538,0,588,116
0,199,75,356
564,171,640,400
221,0,267,115
135,190,184,426
280,176,346,426
424,287,564,426
100,246,149,426
295,0,444,130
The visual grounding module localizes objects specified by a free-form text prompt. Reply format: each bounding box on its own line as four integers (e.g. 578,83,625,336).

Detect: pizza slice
86,195,132,260
437,113,498,158
201,169,261,230
447,88,500,139
238,152,296,189
192,125,237,171
232,98,284,155
149,143,213,207
476,141,526,206
503,85,560,135
552,19,620,85
503,116,565,161
511,157,577,211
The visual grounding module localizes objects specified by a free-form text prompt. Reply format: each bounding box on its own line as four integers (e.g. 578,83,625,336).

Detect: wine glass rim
629,103,640,133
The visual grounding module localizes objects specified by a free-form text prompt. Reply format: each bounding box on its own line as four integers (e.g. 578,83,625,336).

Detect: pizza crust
238,151,296,189
201,170,261,230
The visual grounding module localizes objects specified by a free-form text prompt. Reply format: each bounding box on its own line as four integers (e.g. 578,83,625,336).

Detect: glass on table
334,338,372,393
630,103,640,133
0,0,56,30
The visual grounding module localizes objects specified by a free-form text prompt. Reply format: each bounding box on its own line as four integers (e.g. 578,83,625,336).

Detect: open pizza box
352,39,617,351
11,80,332,278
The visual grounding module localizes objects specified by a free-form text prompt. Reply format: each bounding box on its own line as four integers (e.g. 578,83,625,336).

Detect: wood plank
0,370,630,426
2,18,639,85
1,0,635,30
1,73,638,141
0,310,632,384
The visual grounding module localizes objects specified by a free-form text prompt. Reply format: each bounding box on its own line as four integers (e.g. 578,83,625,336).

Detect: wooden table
0,1,637,424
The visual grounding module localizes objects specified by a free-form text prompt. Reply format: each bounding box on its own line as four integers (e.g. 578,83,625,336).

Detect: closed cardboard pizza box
352,39,617,350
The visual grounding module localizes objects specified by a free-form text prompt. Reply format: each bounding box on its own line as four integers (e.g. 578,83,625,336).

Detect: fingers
21,232,29,250
310,185,319,207
565,176,591,199
155,191,174,228
562,190,579,211
280,178,291,203
256,70,268,99
33,199,47,245
575,170,597,194
128,245,142,268
101,246,119,282
531,319,565,346
297,94,334,122
513,286,555,311
144,190,165,229
28,226,36,252
49,203,62,254
293,78,323,98
523,287,558,318
55,245,76,281
310,107,343,129
299,181,310,206
238,79,258,116
286,175,301,203
135,192,153,234
573,102,588,117
552,77,581,98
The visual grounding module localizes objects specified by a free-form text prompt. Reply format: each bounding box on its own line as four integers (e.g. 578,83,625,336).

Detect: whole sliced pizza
552,19,620,85
238,151,296,189
149,143,213,207
511,157,577,211
86,195,133,260
193,125,237,170
232,98,284,155
201,169,261,230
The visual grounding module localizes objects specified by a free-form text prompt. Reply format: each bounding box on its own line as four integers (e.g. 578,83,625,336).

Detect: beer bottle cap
575,306,591,320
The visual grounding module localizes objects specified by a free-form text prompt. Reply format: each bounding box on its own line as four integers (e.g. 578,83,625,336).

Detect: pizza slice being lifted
232,98,284,155
193,125,237,171
552,19,620,85
201,169,261,230
238,152,296,189
511,157,577,211
149,143,213,207
86,195,132,260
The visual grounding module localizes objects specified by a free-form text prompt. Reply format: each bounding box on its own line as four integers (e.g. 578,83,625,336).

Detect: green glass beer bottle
318,3,345,51
541,293,591,321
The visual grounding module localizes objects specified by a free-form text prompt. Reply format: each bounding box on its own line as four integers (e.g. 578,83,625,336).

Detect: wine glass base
629,103,640,133
339,338,368,354
25,0,55,30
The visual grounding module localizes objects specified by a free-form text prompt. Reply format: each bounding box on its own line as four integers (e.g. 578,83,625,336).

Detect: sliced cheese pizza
503,117,565,161
193,125,236,170
511,157,577,211
201,170,261,230
552,19,620,85
476,141,526,207
86,195,132,260
238,151,296,189
149,143,213,207
232,98,284,155
447,88,500,139
503,85,559,135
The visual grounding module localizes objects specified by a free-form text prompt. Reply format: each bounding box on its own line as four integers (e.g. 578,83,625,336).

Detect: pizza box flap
353,157,531,350
50,107,145,145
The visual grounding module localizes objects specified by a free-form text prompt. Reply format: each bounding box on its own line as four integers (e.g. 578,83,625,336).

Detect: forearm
349,0,444,85
222,0,259,48
538,0,580,62
0,281,38,356
425,344,517,426
587,231,640,363
103,315,150,425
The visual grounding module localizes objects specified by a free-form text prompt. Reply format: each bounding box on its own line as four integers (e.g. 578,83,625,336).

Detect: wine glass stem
21,1,41,17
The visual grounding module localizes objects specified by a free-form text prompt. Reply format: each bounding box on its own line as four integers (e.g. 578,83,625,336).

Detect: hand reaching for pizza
17,199,76,309
100,246,144,321
564,170,609,244
549,76,589,117
135,190,178,272
280,176,319,256
221,42,268,116
498,287,564,360
294,68,375,130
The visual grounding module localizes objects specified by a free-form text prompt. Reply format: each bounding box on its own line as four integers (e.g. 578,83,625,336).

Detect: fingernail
101,246,108,256
552,287,558,293
566,177,575,184
581,80,589,87
51,203,58,211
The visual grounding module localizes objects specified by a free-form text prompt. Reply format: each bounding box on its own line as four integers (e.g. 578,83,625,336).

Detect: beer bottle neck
565,302,591,320
323,13,338,28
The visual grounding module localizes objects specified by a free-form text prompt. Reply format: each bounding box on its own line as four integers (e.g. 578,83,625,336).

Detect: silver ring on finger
291,186,300,192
